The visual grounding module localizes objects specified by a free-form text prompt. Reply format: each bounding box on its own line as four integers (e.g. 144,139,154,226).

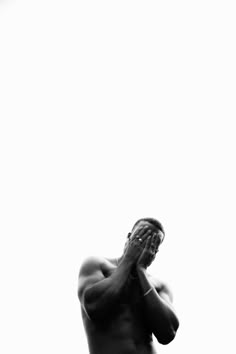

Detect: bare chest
101,264,150,325
82,261,155,352
102,262,144,303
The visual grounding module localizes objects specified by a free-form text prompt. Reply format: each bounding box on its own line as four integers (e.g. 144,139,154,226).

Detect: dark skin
78,222,179,354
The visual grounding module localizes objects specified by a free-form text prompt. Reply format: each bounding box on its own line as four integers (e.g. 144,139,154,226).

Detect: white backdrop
1,1,236,353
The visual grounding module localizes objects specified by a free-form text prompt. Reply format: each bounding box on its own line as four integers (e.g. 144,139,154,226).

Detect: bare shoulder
148,274,174,303
79,255,104,277
78,256,106,304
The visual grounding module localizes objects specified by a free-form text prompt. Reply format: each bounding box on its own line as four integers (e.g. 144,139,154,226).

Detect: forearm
84,259,133,320
136,267,179,344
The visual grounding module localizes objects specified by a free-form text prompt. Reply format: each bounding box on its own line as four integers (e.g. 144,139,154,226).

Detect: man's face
124,221,164,253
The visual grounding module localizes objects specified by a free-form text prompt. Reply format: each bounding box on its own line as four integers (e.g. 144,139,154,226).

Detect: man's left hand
136,232,159,269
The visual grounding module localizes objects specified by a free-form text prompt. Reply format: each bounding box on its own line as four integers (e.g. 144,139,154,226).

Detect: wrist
136,264,147,272
121,256,134,269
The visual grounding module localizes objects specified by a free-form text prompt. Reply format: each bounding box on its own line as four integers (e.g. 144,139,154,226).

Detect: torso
81,257,159,354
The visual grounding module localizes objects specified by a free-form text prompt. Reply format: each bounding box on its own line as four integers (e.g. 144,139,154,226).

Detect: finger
133,233,147,246
132,225,147,238
145,234,152,249
134,225,149,239
149,234,157,252
152,233,159,252
138,229,152,244
137,225,149,237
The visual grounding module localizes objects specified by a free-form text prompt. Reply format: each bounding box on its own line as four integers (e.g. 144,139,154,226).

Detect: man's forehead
136,221,164,235
136,220,151,228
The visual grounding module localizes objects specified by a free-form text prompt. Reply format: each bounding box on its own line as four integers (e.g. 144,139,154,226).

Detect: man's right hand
123,225,153,264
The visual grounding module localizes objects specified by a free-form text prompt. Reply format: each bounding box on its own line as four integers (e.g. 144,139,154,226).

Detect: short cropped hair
131,217,165,237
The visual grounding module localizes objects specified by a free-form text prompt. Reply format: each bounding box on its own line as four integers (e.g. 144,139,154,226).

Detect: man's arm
78,256,133,321
136,267,179,344
78,225,152,321
135,233,179,344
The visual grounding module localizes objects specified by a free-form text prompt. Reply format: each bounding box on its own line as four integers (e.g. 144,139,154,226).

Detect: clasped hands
124,225,162,269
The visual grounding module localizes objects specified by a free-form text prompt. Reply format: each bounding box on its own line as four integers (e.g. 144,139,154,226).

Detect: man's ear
127,232,131,239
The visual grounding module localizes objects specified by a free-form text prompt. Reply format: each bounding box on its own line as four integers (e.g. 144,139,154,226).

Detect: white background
1,1,236,353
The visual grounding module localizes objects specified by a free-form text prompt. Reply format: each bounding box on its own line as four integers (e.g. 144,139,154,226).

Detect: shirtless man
78,217,179,354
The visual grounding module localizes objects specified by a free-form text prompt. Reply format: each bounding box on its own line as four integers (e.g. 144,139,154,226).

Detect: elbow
157,330,176,345
156,322,179,345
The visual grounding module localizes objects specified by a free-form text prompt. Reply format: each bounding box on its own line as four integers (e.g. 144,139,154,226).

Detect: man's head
124,217,165,253
131,217,165,239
